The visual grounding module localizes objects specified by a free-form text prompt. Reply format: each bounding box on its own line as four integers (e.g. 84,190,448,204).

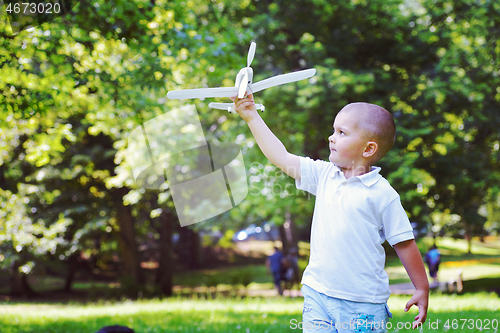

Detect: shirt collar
358,166,382,186
330,164,382,187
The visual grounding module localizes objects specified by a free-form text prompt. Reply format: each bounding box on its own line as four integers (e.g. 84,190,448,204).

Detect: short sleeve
295,156,329,196
381,197,414,246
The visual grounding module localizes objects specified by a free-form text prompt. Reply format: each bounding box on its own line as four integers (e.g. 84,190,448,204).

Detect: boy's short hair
340,102,396,161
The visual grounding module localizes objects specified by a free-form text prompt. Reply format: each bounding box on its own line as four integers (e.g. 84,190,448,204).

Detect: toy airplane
166,42,316,113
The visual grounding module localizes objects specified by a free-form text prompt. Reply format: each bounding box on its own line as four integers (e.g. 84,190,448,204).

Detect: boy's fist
231,94,257,123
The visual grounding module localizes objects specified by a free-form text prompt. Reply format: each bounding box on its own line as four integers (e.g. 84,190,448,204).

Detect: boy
231,95,429,332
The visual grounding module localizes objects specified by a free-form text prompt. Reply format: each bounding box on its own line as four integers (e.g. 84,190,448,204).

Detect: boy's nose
328,134,334,142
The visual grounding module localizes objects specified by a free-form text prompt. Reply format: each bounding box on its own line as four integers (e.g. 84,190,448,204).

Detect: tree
400,0,500,251
0,0,252,296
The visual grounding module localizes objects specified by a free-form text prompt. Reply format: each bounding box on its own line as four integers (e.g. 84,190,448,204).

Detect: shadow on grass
462,277,500,295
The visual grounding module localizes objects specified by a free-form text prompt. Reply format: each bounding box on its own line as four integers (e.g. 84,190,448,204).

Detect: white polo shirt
296,157,414,303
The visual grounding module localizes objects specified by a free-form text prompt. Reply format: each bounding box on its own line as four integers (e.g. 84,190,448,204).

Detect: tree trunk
63,252,80,292
466,234,472,254
286,211,299,251
10,261,24,296
179,228,202,269
113,188,144,287
156,209,175,296
278,224,289,254
21,273,35,297
10,260,35,297
464,210,473,254
279,210,299,254
189,229,202,269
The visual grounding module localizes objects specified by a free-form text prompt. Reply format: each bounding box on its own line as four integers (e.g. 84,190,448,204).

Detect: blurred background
0,0,499,305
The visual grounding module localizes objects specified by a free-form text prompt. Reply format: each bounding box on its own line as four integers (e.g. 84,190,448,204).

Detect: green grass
0,293,499,333
1,237,499,332
388,293,500,332
0,297,302,333
386,236,500,285
435,237,500,256
385,262,500,285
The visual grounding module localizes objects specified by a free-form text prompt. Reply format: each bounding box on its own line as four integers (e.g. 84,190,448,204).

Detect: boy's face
328,110,370,169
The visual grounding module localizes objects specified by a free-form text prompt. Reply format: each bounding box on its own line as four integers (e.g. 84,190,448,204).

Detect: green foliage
218,229,235,248
1,0,500,297
0,0,252,292
0,186,70,269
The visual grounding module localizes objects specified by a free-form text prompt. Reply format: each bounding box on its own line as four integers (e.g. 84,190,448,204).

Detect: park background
1,0,500,332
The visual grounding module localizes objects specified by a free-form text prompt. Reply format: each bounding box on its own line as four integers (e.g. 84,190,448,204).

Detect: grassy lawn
385,236,500,285
0,292,499,333
1,237,499,332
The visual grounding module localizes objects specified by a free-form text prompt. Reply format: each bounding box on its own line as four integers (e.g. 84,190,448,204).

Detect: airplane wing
208,102,233,110
167,86,239,100
250,68,316,94
209,102,265,112
167,68,316,100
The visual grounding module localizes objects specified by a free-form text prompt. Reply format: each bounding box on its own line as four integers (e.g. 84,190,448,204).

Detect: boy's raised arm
232,94,301,180
394,239,429,329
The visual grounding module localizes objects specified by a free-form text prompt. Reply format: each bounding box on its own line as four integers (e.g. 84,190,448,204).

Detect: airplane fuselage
235,67,253,88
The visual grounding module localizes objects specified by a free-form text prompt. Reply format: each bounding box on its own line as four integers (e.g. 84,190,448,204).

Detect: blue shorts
301,284,392,333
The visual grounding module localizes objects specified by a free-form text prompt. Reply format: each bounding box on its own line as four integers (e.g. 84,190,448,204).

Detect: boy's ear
363,141,378,158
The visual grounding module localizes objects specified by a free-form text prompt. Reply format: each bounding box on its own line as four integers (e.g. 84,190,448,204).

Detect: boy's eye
333,129,345,135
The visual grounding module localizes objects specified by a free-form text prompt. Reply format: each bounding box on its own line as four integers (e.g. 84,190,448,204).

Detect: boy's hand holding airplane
231,94,258,123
